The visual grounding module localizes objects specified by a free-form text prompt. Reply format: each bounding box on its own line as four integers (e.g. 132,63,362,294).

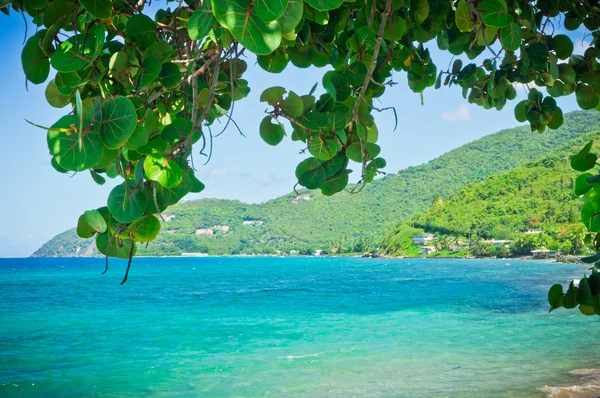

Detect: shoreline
23,253,586,265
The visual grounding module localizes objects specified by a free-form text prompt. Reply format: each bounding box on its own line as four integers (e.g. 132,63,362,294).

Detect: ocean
0,257,599,397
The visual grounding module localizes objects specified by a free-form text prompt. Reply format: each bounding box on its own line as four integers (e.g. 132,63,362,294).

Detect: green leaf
255,0,288,22
321,170,350,196
455,0,474,33
76,209,107,238
257,49,289,73
144,152,183,188
355,27,377,50
571,141,597,172
410,0,429,25
50,31,101,72
281,91,304,118
309,137,341,160
79,0,112,19
188,0,216,40
384,14,407,40
553,34,574,60
576,85,599,110
305,0,342,11
500,23,521,52
211,0,282,55
575,173,594,196
47,115,104,171
260,86,286,104
127,215,161,242
298,112,328,130
345,61,368,87
21,32,50,84
277,0,303,33
90,170,106,185
109,51,128,72
126,14,157,50
161,118,193,143
296,157,327,189
99,96,138,149
140,56,162,86
107,183,148,223
346,142,381,163
96,232,136,259
45,79,70,108
260,116,285,146
577,277,592,306
563,282,578,309
159,62,181,88
478,0,512,28
125,124,149,150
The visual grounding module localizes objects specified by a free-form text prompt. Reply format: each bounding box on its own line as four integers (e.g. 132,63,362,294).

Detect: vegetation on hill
34,111,600,257
381,128,600,257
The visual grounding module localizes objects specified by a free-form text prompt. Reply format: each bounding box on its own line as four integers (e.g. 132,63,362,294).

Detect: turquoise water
0,257,599,397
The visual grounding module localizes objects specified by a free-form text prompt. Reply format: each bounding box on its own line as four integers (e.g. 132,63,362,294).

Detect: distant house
420,246,436,255
483,239,511,247
243,220,265,226
531,248,556,259
290,250,299,255
524,229,542,235
213,225,230,232
293,195,311,202
195,228,214,235
315,249,323,256
163,215,176,222
413,234,435,246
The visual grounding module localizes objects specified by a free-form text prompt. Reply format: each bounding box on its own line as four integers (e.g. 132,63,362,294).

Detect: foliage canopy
7,0,600,312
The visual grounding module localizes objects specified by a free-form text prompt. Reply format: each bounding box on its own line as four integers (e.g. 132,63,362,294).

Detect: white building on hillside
412,234,435,246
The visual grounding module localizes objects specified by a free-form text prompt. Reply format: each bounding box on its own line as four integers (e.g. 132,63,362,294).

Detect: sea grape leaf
107,183,148,223
277,0,303,33
478,0,512,28
126,14,157,49
188,1,216,40
455,0,473,33
127,215,161,242
96,232,136,259
211,0,282,55
500,23,521,52
260,116,285,146
76,209,108,238
144,152,183,188
47,115,104,171
79,0,112,19
22,32,50,84
304,0,342,11
254,0,289,22
99,96,138,149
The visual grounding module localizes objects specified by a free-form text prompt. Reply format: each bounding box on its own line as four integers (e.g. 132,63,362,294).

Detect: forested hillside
381,130,600,256
34,111,600,257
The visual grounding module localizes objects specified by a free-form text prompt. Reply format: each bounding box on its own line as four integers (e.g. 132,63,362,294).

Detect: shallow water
0,257,598,397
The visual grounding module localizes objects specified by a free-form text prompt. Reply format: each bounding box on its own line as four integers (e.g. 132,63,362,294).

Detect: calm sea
0,257,599,397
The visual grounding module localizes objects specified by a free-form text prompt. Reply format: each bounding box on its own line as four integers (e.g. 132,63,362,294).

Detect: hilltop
34,111,600,257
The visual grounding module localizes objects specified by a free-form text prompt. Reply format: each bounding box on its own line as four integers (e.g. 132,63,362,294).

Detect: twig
120,242,136,285
352,0,392,178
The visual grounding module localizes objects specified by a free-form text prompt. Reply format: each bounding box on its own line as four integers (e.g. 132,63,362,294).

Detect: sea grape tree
6,0,600,302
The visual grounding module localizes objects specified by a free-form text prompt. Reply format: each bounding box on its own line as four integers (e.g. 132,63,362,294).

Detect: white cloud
210,167,230,178
441,104,472,121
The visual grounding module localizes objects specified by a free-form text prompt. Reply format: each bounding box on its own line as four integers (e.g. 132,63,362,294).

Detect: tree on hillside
6,0,600,314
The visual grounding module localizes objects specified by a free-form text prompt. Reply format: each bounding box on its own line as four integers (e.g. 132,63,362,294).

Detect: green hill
33,111,600,257
381,129,600,257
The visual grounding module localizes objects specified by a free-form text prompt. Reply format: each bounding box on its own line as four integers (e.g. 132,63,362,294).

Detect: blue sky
0,12,588,257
